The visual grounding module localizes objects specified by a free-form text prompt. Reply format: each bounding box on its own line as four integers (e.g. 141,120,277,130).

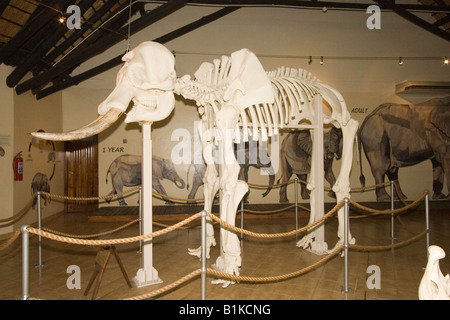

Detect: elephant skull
31,41,176,141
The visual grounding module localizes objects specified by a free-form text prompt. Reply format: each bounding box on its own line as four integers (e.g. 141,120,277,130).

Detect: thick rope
0,196,35,225
349,191,427,215
207,199,344,239
125,245,343,300
0,229,21,251
41,219,139,239
242,204,298,215
25,212,203,246
350,229,428,251
21,189,430,301
41,187,140,201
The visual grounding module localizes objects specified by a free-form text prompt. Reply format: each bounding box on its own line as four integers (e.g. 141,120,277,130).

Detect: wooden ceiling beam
35,6,241,99
0,1,10,17
434,14,450,27
33,0,127,75
151,0,450,13
16,0,187,95
374,0,450,42
6,0,93,88
0,0,66,65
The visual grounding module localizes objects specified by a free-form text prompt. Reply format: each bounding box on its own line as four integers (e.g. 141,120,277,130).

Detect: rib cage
174,55,327,143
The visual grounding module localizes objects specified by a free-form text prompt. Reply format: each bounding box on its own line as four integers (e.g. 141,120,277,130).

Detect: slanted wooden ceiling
0,0,448,100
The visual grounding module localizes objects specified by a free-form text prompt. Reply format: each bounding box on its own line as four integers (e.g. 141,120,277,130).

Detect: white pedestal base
133,267,162,288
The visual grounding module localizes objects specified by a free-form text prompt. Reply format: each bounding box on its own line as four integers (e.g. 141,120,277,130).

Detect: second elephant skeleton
32,42,358,287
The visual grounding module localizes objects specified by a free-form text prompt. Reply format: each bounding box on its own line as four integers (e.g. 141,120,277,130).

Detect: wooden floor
0,200,448,301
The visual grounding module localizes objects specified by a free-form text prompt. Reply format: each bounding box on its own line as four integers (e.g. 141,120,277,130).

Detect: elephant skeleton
32,41,358,287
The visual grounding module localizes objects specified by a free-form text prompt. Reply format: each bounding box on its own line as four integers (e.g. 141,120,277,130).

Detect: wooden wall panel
64,136,99,212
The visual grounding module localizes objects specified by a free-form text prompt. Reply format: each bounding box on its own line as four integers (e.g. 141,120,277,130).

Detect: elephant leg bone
187,171,218,259
329,118,359,252
188,122,218,259
211,104,246,287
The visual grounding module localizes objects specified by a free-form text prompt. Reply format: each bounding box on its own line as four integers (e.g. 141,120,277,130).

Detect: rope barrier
350,229,428,252
0,229,21,251
349,191,428,215
208,200,344,239
41,187,140,201
37,179,393,204
241,204,305,215
125,245,344,300
22,191,427,246
19,188,430,300
0,196,35,226
41,219,139,239
25,212,203,246
10,175,430,300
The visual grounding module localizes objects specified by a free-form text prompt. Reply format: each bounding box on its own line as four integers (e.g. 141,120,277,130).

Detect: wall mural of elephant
278,126,343,203
105,154,185,206
31,172,51,209
358,96,450,201
186,140,275,204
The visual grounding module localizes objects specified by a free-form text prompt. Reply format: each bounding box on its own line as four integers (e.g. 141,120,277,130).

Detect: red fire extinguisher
13,152,23,181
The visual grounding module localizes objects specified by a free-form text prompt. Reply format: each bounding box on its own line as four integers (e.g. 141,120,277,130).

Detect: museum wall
0,65,15,234
12,90,65,227
58,6,449,207
0,62,65,234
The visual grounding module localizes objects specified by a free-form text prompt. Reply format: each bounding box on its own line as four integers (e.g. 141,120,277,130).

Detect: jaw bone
30,108,123,141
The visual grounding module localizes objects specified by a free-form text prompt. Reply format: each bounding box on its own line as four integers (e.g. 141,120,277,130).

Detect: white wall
62,6,450,205
0,65,15,234
13,91,65,226
0,64,65,235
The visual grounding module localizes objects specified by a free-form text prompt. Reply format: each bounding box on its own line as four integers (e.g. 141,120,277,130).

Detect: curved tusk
30,108,123,141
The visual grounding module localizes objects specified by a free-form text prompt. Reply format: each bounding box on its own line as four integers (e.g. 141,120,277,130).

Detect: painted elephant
31,172,50,209
358,96,450,201
186,140,275,203
278,126,343,203
106,154,185,205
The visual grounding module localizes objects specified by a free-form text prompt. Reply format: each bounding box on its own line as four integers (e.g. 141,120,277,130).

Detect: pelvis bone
418,245,450,300
32,41,176,141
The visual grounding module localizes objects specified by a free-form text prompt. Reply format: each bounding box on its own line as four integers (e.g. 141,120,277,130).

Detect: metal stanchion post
36,192,44,267
294,178,298,241
138,186,142,253
240,200,244,240
341,198,351,293
21,225,30,300
425,193,430,258
201,210,207,300
390,181,395,241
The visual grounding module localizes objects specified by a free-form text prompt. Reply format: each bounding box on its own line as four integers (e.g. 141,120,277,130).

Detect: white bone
218,55,231,88
213,59,221,88
262,103,274,137
247,105,260,140
419,245,450,300
254,104,268,141
240,110,250,142
51,42,358,284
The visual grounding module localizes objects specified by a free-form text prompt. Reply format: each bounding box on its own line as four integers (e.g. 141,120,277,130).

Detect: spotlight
58,15,65,24
320,56,324,65
444,57,449,65
398,57,403,66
